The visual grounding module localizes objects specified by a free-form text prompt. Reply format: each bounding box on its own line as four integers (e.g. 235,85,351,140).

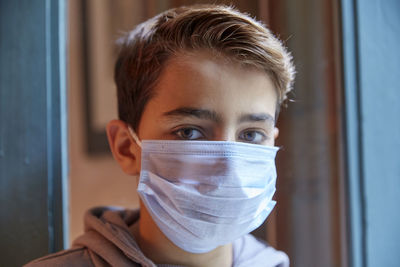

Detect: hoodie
25,207,289,267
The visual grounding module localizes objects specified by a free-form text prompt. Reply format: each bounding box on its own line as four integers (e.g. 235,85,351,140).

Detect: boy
26,4,295,267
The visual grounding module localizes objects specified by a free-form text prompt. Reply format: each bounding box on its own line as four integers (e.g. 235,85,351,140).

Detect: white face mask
128,127,279,253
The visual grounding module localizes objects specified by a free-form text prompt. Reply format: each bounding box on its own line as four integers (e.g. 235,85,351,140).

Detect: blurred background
1,0,399,266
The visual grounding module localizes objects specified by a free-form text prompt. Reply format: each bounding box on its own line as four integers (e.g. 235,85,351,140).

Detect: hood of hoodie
72,207,159,267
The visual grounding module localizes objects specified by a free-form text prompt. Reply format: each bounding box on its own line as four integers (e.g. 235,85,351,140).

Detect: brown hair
114,5,295,131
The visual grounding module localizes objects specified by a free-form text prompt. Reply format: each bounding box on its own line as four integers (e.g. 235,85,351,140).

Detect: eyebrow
238,113,275,124
163,107,274,125
163,107,221,123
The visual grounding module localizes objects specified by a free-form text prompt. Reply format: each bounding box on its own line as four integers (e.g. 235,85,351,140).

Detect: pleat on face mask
128,127,279,253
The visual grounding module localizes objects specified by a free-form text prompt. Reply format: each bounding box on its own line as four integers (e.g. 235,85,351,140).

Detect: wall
68,0,139,243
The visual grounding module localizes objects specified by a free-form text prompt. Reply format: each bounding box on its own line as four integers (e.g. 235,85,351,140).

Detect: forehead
141,51,277,123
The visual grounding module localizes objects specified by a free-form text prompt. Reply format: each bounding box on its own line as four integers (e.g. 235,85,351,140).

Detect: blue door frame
341,0,400,266
0,0,68,266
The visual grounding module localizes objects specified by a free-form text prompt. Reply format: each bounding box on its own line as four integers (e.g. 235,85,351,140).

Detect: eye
173,127,204,140
238,130,267,144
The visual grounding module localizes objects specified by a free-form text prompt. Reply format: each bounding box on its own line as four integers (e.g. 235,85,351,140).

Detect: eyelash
172,126,206,140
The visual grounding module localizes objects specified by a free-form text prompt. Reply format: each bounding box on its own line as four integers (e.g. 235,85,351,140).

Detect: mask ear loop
128,126,142,148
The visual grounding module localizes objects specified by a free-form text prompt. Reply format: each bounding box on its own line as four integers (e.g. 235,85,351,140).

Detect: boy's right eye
173,127,204,140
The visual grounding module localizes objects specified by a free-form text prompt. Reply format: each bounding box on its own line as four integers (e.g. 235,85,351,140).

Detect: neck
131,202,232,267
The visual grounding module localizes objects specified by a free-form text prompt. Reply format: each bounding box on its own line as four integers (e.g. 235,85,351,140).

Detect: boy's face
107,51,279,175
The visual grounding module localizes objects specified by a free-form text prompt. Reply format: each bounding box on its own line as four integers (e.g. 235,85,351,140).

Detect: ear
273,127,279,140
106,119,141,175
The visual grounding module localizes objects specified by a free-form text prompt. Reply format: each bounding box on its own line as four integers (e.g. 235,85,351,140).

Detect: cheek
266,138,275,147
265,128,278,146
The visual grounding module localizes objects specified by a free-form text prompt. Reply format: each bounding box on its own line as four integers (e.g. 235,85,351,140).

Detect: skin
106,51,279,267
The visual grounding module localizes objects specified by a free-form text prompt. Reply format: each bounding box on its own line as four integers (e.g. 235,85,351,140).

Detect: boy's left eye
238,130,267,144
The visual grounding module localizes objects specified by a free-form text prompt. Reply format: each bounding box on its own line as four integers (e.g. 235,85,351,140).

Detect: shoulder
24,247,94,267
232,234,290,267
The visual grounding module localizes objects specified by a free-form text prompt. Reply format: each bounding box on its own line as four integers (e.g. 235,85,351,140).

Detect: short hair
114,5,295,131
